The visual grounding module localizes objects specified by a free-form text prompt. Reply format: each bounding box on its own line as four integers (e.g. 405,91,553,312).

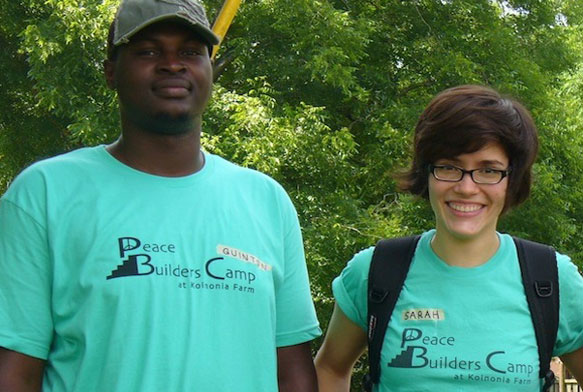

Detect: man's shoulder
208,153,286,190
5,146,105,194
21,146,104,173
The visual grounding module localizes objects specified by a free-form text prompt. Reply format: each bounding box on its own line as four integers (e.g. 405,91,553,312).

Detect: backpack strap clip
542,369,556,391
369,287,389,303
534,281,553,298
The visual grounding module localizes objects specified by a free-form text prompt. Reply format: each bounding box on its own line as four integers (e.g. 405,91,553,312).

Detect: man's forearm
277,342,318,392
0,347,45,392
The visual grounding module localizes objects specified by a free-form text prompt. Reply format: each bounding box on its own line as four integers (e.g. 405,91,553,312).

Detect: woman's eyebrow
478,159,506,166
435,158,506,166
435,157,460,164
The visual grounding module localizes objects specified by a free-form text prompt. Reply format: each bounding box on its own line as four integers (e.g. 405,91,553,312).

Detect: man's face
105,21,213,134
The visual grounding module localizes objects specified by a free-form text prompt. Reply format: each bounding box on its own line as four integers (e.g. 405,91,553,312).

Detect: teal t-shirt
333,230,583,391
0,146,321,391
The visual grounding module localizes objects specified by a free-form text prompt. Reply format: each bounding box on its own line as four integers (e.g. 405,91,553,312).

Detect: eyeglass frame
428,164,511,185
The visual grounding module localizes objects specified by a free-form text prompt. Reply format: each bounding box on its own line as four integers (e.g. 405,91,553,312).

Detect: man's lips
152,78,191,98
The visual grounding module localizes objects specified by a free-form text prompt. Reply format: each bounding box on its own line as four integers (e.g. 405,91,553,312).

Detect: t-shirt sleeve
274,194,321,347
332,247,374,331
0,196,53,360
553,252,583,356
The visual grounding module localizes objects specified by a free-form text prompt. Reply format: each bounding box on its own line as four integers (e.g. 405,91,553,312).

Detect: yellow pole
211,0,242,59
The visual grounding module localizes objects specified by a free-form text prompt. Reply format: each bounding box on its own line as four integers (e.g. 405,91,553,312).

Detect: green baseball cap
113,0,220,47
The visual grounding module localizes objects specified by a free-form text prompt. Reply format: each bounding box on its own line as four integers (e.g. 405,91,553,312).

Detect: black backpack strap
364,235,421,392
513,237,559,392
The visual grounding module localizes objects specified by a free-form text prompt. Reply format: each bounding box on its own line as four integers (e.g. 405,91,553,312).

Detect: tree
2,3,583,384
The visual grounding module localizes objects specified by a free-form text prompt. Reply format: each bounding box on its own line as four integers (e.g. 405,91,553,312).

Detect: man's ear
103,59,116,90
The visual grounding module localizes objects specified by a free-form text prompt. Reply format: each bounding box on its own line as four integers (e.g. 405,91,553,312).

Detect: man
0,0,321,390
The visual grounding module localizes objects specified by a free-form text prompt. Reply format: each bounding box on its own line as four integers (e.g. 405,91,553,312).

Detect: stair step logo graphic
107,254,153,279
388,346,428,368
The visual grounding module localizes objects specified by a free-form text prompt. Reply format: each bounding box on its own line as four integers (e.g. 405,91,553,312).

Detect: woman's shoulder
341,232,432,278
500,234,582,288
556,251,583,287
342,246,375,278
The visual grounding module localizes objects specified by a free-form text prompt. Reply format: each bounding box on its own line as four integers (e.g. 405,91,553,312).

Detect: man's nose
157,52,186,73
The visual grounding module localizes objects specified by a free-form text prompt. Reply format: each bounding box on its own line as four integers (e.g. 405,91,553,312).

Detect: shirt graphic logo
107,237,176,279
105,237,267,296
108,237,150,279
387,327,535,386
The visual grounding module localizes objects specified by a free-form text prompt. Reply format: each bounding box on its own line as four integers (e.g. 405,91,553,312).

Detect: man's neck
106,122,205,177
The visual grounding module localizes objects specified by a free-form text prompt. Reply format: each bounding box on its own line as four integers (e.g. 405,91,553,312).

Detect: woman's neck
430,230,500,267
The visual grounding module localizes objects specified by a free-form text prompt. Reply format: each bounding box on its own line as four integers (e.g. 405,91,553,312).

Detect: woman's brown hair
398,85,539,212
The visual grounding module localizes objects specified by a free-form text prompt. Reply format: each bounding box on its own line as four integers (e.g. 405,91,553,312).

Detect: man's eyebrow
128,37,157,45
183,36,209,45
129,36,207,46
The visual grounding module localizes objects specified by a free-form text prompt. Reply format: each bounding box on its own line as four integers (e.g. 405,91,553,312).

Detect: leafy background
2,0,583,385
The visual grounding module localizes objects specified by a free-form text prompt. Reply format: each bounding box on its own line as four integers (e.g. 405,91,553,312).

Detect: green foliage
2,2,583,387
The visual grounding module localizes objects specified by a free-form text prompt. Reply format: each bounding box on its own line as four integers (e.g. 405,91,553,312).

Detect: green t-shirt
334,230,583,391
0,146,321,391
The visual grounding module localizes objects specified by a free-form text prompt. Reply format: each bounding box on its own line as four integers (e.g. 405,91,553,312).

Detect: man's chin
144,113,195,135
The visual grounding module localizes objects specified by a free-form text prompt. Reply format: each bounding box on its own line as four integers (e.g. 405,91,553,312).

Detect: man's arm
0,347,45,392
560,346,583,385
277,341,317,392
314,304,367,392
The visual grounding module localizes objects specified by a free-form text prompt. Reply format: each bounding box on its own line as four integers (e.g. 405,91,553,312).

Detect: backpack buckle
542,369,556,391
362,373,373,392
534,281,553,298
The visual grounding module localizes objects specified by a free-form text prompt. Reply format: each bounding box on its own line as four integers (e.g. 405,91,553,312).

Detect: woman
315,85,583,391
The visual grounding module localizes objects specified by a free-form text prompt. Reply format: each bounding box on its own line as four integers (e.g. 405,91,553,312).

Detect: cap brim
114,14,220,47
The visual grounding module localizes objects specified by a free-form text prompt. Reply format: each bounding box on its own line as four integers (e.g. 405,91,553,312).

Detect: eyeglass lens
432,166,504,184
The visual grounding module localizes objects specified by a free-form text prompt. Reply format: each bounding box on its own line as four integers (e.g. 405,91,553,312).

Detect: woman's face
428,142,509,243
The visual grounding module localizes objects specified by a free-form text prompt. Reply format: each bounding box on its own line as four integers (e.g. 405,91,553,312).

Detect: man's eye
182,49,202,56
137,49,158,56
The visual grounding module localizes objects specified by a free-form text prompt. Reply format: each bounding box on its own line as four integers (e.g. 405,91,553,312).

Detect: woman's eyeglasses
429,164,511,184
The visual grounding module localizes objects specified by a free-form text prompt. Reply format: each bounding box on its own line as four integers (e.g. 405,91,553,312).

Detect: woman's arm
560,346,583,385
0,347,45,392
315,304,367,392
